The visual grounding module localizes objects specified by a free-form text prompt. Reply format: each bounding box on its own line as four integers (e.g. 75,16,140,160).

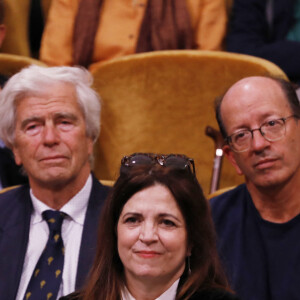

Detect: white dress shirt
16,174,92,300
0,139,5,190
121,279,179,300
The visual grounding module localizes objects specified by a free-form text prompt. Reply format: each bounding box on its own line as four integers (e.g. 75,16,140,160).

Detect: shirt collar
30,174,92,225
121,278,179,300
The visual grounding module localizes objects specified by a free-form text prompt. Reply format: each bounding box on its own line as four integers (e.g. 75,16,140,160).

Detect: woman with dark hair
61,153,240,300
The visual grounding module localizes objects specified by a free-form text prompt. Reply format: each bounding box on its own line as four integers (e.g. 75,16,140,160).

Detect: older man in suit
0,65,110,300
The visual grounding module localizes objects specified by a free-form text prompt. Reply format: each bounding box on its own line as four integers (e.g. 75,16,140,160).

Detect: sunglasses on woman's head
120,153,196,175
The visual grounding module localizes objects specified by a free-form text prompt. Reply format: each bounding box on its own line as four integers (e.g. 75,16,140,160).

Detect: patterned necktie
24,210,66,300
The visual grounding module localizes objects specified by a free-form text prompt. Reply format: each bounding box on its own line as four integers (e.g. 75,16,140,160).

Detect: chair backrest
226,0,234,16
207,185,236,200
1,0,52,57
0,53,47,77
99,179,115,187
0,185,19,194
91,50,287,195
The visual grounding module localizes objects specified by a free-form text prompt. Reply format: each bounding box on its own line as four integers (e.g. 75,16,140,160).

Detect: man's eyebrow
230,113,279,132
53,112,79,121
20,116,43,129
20,113,79,129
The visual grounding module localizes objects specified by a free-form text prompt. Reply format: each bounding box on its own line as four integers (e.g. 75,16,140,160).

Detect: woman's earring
188,256,191,275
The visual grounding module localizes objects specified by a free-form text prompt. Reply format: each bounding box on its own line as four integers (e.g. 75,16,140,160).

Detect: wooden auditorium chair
91,50,288,195
0,53,46,77
1,0,51,57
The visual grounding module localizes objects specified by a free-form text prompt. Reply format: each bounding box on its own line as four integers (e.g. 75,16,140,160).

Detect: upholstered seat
91,50,287,194
207,186,236,199
0,53,47,77
1,0,51,57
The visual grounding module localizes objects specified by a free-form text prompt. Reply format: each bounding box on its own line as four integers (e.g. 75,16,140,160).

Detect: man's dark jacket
227,0,300,82
0,147,28,188
0,175,110,299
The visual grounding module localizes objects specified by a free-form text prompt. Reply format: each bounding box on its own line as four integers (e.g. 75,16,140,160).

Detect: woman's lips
135,251,161,258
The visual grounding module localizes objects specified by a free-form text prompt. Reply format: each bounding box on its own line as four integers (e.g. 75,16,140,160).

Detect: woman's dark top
60,288,241,300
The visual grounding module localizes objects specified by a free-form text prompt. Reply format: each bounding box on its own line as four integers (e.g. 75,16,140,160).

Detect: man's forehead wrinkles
22,112,77,120
19,116,42,129
53,112,78,118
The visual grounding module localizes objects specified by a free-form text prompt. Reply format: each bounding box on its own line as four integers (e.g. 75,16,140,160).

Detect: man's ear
12,145,22,166
0,24,6,48
223,144,244,176
87,137,94,156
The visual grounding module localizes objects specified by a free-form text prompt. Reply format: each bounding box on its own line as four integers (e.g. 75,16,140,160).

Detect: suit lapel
75,175,110,289
0,185,32,299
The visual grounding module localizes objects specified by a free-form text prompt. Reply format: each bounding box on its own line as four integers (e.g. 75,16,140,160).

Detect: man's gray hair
0,65,101,148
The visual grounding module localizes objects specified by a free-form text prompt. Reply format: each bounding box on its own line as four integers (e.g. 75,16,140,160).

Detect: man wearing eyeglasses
210,76,300,300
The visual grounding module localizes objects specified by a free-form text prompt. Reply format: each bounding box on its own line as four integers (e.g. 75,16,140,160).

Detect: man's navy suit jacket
226,0,300,82
0,174,110,300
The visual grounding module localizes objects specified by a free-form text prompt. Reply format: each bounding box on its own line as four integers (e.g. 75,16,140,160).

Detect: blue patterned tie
24,210,66,300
